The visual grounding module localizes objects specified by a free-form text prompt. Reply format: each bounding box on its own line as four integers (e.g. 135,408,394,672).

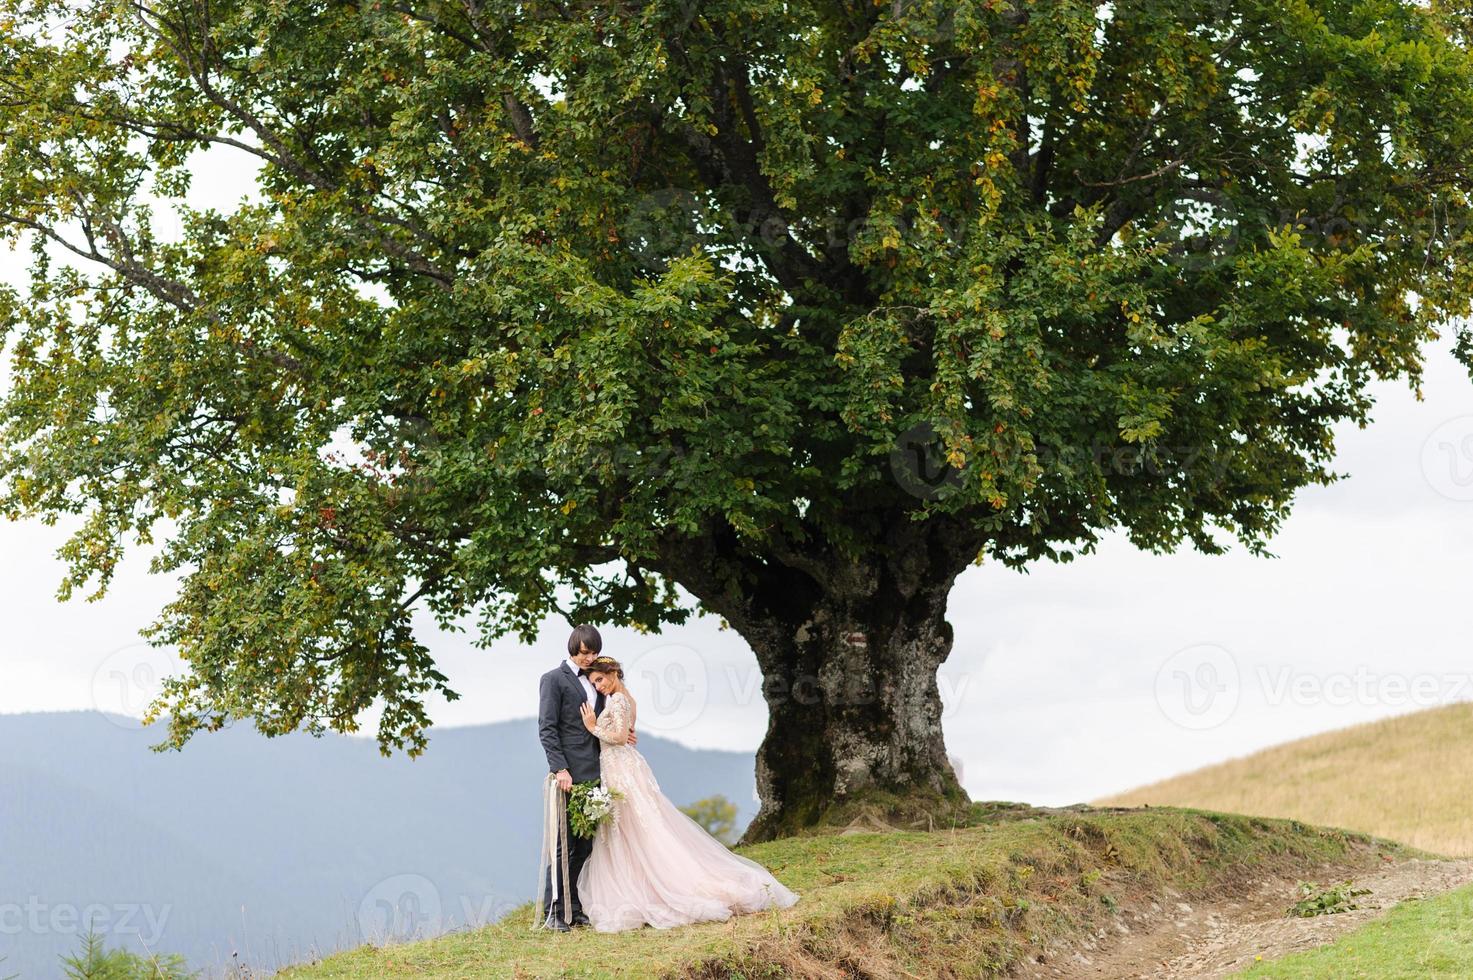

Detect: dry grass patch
1097,702,1473,857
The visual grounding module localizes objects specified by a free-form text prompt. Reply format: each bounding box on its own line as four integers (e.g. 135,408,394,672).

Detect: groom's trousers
543,792,595,923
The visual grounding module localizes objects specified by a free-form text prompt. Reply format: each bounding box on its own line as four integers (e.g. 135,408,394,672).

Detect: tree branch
0,204,307,376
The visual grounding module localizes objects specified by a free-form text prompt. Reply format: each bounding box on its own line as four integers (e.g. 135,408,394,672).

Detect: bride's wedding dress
576,691,799,932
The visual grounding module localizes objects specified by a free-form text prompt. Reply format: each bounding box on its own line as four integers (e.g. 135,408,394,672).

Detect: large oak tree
3,0,1473,840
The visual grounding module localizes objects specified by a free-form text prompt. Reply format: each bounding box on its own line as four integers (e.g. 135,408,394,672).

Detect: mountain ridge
0,709,758,978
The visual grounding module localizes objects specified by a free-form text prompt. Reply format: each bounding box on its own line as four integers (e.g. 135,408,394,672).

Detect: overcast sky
4,145,1472,809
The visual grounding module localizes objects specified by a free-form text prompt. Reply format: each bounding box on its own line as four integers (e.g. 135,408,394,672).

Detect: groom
537,623,637,930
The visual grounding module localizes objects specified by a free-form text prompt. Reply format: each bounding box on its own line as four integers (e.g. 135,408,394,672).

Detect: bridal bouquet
567,780,623,838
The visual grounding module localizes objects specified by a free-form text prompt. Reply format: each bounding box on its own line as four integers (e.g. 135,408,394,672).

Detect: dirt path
1019,856,1473,979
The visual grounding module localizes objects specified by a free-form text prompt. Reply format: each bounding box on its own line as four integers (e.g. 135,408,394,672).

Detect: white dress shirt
564,657,596,704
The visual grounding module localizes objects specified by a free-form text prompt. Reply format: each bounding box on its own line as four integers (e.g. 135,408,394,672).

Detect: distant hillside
0,710,758,979
1094,701,1473,857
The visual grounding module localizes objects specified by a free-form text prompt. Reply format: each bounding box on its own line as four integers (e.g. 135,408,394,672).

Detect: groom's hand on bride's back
627,728,637,746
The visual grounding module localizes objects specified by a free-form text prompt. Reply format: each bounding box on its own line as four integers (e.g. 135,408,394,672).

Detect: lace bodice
593,691,634,746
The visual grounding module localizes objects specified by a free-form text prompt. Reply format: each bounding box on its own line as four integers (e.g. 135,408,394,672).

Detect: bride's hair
587,655,624,680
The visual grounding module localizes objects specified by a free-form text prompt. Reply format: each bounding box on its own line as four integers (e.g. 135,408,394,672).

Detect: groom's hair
567,624,603,657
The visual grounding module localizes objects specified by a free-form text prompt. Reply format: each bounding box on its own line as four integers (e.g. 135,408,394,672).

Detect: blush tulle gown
575,691,800,932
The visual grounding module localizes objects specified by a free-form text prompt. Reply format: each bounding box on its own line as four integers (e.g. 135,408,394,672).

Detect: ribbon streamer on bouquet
532,773,572,929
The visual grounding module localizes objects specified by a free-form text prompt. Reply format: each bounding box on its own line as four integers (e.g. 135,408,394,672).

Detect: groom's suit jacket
538,662,602,784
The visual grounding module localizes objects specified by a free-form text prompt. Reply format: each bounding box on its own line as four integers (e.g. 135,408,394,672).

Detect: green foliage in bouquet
567,780,624,839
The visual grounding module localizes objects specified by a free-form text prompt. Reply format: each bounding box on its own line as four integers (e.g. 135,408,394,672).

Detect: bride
572,655,799,932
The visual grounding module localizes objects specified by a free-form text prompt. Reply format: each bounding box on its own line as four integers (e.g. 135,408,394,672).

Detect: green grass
276,803,1434,979
1234,881,1473,978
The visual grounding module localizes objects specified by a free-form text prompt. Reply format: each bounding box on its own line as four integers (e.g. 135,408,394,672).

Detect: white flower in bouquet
587,786,615,819
567,780,625,837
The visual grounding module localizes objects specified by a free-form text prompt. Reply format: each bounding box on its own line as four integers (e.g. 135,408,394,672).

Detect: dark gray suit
539,662,603,783
537,661,605,923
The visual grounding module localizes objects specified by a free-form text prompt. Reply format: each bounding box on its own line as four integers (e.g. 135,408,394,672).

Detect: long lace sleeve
592,693,631,745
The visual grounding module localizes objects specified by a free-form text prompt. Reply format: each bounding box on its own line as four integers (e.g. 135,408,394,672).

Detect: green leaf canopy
2,0,1472,777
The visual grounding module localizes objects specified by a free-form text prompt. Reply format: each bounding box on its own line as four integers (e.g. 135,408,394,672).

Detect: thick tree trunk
739,571,967,842
653,512,977,843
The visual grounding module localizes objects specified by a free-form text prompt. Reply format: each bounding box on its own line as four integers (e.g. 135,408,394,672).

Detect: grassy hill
1095,702,1473,857
1237,880,1473,978
275,803,1435,979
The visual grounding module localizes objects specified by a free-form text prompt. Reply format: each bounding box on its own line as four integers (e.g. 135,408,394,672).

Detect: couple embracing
535,624,799,932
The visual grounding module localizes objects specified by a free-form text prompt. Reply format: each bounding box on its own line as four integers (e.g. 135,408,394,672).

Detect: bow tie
577,668,590,677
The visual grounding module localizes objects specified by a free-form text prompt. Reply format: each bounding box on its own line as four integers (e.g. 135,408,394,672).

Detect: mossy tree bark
654,510,978,842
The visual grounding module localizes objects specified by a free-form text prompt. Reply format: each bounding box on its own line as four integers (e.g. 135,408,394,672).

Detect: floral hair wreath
587,655,624,679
